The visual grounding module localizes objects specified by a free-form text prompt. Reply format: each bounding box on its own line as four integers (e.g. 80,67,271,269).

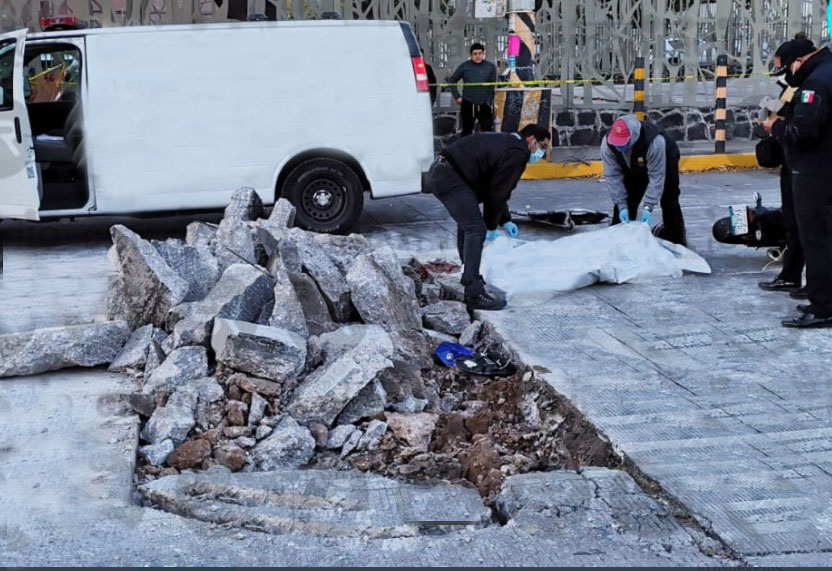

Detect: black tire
282,158,364,234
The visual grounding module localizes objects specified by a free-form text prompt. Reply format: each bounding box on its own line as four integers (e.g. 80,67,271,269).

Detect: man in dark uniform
758,40,810,296
426,124,551,310
600,114,687,246
764,38,832,327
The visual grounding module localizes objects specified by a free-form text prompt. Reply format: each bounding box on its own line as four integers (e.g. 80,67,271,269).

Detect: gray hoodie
447,60,497,105
600,114,667,210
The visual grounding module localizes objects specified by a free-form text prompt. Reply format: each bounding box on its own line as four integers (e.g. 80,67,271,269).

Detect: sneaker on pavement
465,290,507,311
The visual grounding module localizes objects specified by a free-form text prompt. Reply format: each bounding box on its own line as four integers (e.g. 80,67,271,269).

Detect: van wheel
283,158,364,234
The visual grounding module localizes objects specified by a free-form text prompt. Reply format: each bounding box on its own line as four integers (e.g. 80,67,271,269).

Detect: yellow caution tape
434,71,775,89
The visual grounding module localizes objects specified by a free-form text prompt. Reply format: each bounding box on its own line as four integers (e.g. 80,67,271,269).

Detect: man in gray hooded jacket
600,114,687,246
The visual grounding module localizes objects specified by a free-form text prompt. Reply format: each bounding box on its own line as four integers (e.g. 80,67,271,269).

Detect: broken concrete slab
336,379,387,425
422,301,471,336
389,330,435,370
142,346,209,396
287,272,337,336
211,318,306,382
214,217,262,272
287,325,394,427
137,469,491,537
268,266,309,339
385,412,438,452
459,320,484,347
152,239,221,302
286,228,354,323
97,273,131,324
169,264,274,349
0,321,130,379
357,419,387,451
108,324,158,375
341,428,363,457
110,225,190,329
141,390,197,447
312,233,374,276
267,198,296,229
139,440,175,467
250,416,315,470
326,424,357,450
223,187,264,221
185,221,218,249
346,247,422,332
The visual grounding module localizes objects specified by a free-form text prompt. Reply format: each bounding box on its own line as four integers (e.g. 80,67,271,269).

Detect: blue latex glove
619,207,630,224
502,221,519,238
640,208,653,224
485,229,500,242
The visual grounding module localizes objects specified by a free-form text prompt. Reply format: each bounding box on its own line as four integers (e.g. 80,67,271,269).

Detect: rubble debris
268,266,308,339
215,444,248,472
248,392,268,427
152,239,221,302
142,346,209,396
233,373,285,398
168,264,274,349
286,228,355,322
267,198,296,229
0,321,130,379
224,187,264,221
421,301,471,336
357,419,387,451
340,429,363,457
108,324,160,375
287,272,337,336
250,416,315,470
308,423,329,449
336,379,387,425
287,325,393,427
385,412,439,452
326,425,357,450
211,318,306,382
166,439,212,470
214,217,262,272
459,320,484,347
110,225,190,329
346,247,422,332
185,221,218,249
141,389,197,447
139,440,175,467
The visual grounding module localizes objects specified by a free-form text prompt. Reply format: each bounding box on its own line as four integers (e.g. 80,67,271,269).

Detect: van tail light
411,56,430,93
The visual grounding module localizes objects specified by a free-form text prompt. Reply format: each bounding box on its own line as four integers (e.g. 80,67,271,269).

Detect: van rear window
399,22,421,57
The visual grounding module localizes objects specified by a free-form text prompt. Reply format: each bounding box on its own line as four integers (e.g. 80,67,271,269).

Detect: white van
0,20,434,233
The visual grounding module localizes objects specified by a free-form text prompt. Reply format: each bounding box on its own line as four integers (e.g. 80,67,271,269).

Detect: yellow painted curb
522,153,759,180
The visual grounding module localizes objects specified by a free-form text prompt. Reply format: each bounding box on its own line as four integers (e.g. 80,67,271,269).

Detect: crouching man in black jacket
765,39,832,328
425,124,551,310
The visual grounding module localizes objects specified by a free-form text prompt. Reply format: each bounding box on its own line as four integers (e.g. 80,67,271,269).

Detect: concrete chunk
152,239,221,302
250,416,315,470
224,187,264,221
268,198,296,228
169,264,274,349
268,266,309,339
287,325,393,427
288,272,337,336
185,221,218,249
346,247,422,332
108,324,157,374
357,419,387,451
212,318,306,382
141,391,197,447
110,225,190,329
326,424,357,449
142,346,209,396
422,301,471,336
385,412,438,452
337,379,387,425
0,322,130,379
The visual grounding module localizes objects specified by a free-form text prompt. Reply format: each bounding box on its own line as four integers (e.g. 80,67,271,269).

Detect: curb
522,153,759,180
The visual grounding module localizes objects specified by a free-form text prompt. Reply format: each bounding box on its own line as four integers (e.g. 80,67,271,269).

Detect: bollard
714,54,728,153
633,56,645,121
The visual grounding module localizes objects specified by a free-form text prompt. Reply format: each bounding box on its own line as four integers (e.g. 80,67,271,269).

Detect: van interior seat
33,102,83,166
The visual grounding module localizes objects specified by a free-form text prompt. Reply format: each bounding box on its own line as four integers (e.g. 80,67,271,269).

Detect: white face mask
529,148,545,164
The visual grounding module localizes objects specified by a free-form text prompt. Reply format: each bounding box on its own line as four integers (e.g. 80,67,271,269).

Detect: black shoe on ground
465,290,507,311
758,278,801,292
790,286,809,300
782,312,832,328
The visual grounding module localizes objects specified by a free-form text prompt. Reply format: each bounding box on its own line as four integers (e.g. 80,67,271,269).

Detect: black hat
773,38,816,75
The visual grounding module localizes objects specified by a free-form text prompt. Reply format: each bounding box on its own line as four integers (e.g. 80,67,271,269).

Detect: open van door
0,29,40,221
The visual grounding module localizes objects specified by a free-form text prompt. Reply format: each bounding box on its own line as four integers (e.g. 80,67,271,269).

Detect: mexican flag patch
801,90,816,103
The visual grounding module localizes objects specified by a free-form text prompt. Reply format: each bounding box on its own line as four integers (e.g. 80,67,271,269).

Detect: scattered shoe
758,278,801,292
790,286,809,300
782,312,832,328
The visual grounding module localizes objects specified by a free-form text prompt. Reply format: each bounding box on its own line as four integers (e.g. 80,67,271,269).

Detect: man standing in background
447,43,497,136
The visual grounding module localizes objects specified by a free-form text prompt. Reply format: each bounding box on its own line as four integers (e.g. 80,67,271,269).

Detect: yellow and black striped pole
633,56,645,121
715,54,728,153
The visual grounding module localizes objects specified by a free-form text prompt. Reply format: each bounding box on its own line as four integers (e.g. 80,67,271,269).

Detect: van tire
282,158,364,234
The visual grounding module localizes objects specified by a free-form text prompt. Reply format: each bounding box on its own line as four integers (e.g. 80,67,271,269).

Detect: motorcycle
712,192,787,261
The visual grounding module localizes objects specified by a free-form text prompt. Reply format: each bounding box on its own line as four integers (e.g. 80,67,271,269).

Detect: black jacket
772,48,832,177
442,132,530,230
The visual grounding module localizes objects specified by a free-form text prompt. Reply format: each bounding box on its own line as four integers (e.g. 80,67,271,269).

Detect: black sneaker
758,278,801,292
465,290,507,311
790,286,809,299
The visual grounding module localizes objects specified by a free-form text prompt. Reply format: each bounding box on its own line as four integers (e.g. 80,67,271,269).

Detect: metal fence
2,0,829,107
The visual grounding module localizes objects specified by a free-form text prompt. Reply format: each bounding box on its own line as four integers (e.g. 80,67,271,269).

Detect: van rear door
0,29,40,221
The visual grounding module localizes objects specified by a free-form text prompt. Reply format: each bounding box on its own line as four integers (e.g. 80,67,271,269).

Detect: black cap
773,38,816,75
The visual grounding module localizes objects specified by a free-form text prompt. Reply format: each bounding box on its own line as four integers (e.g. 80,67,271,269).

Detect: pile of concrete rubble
87,189,486,479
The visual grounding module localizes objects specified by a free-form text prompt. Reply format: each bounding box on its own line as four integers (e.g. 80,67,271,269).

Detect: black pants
793,172,832,317
778,166,805,284
429,158,486,290
460,100,494,136
610,152,687,246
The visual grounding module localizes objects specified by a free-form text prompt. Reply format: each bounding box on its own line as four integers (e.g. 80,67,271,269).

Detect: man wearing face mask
764,38,832,328
426,124,551,310
600,114,687,246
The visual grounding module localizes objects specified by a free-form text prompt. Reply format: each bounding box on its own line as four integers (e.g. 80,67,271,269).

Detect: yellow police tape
433,71,773,89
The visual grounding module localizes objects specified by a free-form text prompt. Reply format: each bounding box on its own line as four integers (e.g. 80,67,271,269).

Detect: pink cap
608,119,631,146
